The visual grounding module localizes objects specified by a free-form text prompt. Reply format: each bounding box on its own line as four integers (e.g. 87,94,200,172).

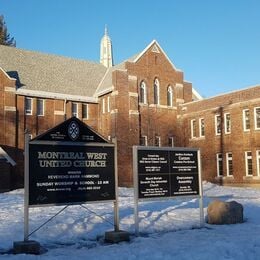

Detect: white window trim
257,150,260,177
72,103,78,118
102,98,106,114
245,151,253,176
226,152,233,176
243,109,250,132
224,113,231,134
254,107,260,130
107,96,110,113
141,135,148,146
199,118,205,137
37,99,44,116
215,114,221,136
82,104,88,119
168,137,174,147
155,136,161,147
216,153,223,177
191,119,196,139
167,86,173,107
140,81,147,104
154,78,160,105
25,97,33,115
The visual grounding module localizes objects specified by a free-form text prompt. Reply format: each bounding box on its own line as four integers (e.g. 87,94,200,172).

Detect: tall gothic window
167,86,173,107
154,78,160,105
139,81,147,104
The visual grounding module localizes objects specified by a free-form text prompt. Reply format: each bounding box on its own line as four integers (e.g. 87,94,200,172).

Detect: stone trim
4,106,16,112
129,110,139,115
111,90,119,96
111,109,118,114
4,87,16,92
128,75,137,81
54,110,65,115
129,92,138,97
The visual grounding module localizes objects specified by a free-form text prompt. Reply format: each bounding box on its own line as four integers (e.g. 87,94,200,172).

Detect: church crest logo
68,121,80,141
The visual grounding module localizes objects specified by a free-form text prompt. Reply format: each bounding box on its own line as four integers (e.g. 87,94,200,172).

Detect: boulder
207,200,243,225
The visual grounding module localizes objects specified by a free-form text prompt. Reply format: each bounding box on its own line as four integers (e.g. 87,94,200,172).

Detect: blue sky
1,0,260,98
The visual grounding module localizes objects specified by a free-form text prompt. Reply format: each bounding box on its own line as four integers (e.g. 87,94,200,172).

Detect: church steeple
100,25,113,68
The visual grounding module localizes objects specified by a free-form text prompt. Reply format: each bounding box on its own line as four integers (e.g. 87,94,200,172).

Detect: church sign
134,147,200,199
133,146,204,234
27,117,116,206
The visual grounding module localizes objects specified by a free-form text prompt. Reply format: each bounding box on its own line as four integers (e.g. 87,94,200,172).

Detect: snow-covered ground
1,182,260,259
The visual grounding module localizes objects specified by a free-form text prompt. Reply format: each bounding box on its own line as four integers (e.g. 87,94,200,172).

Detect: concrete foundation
105,230,130,243
13,240,41,255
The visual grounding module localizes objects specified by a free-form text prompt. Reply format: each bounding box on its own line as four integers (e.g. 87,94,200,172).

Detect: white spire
100,25,113,68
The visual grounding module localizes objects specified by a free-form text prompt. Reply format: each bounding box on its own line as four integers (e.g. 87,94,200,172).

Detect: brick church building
0,28,259,190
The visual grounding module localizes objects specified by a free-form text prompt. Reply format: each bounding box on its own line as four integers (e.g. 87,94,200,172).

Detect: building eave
16,89,98,103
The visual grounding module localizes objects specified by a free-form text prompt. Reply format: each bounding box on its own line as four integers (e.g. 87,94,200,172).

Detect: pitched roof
0,45,107,97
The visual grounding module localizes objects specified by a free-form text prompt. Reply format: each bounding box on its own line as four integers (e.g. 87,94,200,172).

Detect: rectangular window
245,151,253,176
216,153,223,177
243,109,250,131
72,103,78,117
155,136,161,147
215,115,221,135
82,104,88,119
25,97,33,115
254,107,260,130
140,136,148,146
102,98,106,114
191,119,196,138
107,97,110,113
168,137,174,147
199,118,205,137
257,150,260,176
224,113,231,134
37,99,44,116
226,153,233,176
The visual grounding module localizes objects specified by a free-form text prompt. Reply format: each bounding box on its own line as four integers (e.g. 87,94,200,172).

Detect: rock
207,200,243,225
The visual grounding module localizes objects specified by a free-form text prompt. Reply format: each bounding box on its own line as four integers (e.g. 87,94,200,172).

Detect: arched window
139,81,147,104
154,78,160,105
167,86,173,107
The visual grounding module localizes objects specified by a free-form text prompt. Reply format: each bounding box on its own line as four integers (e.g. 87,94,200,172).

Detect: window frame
154,78,160,105
167,85,173,107
72,102,78,118
155,135,161,147
168,137,174,147
36,98,44,116
82,104,88,119
25,97,33,115
226,152,233,176
215,114,221,135
243,109,250,132
107,96,110,112
102,98,106,114
140,135,148,146
224,113,231,134
216,153,223,177
254,107,260,130
199,118,205,137
257,150,260,177
139,81,147,104
191,119,196,139
245,151,253,176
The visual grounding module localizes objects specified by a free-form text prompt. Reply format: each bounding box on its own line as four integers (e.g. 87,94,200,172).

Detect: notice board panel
134,147,200,199
29,143,115,206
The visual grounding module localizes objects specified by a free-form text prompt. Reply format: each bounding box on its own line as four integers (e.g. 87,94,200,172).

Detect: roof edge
133,40,182,72
16,89,98,103
0,67,16,82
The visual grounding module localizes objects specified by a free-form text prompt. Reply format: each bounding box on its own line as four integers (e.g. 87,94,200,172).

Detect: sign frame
23,117,119,241
133,146,204,235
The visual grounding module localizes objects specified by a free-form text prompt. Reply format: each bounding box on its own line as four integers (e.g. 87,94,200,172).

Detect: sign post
133,146,204,235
